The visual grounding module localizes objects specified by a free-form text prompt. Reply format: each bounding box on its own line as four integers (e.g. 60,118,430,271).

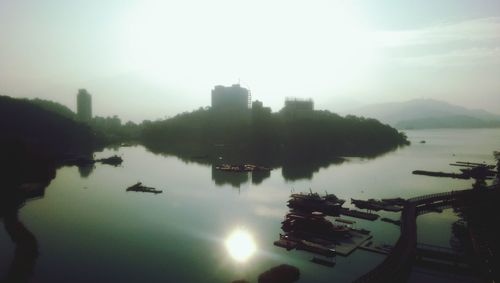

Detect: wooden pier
358,241,391,255
381,217,401,226
414,161,498,180
412,170,469,179
335,230,373,256
353,188,479,283
274,230,372,257
340,208,379,221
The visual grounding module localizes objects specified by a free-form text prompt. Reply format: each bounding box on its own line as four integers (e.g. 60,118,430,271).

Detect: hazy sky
1,0,500,122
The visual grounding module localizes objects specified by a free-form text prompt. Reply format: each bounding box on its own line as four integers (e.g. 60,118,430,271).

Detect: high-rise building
211,84,251,111
282,98,314,117
252,100,271,116
77,89,92,122
283,98,314,112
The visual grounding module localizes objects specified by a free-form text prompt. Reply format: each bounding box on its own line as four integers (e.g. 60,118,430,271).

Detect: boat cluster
275,210,345,266
215,164,271,172
274,191,354,266
287,191,345,215
282,211,350,240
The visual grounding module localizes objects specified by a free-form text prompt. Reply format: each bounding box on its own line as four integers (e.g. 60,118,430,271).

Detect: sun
225,229,257,262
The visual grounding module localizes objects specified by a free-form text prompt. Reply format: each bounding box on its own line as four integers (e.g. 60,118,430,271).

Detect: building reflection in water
78,164,95,178
211,166,272,188
251,170,270,185
211,166,250,188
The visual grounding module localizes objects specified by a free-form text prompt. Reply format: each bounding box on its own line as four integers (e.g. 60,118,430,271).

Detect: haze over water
1,129,497,283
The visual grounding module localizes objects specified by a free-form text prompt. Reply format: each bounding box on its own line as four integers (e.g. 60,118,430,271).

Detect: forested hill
0,95,99,159
29,98,77,120
142,108,409,158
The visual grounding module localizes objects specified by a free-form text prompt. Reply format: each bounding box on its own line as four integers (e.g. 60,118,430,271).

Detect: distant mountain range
345,99,500,129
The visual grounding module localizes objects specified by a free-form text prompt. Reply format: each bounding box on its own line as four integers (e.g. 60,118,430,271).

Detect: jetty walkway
352,188,478,283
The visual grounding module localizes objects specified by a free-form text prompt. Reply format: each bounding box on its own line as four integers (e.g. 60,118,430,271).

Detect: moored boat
297,240,336,257
126,182,163,194
282,211,350,236
311,257,336,267
215,164,271,172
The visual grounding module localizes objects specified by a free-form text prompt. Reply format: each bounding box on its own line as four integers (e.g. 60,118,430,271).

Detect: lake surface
1,128,499,283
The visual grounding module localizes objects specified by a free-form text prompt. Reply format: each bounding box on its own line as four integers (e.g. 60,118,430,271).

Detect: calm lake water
1,128,499,283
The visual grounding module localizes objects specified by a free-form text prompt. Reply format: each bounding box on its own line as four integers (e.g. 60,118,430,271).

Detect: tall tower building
77,89,92,122
211,84,250,111
282,97,314,118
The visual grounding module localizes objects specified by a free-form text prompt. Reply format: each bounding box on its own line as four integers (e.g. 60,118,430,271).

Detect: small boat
281,212,350,236
126,182,162,194
351,199,383,211
311,257,336,267
353,228,371,235
297,240,336,257
290,192,322,201
340,209,379,221
287,198,342,215
335,218,355,225
323,192,346,205
274,234,299,250
381,197,406,206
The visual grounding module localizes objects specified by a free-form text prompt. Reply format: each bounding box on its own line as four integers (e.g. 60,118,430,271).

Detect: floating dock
351,198,403,212
381,217,401,226
412,170,469,179
273,238,298,250
335,230,373,256
311,257,336,267
340,208,379,221
335,218,356,225
358,241,392,255
275,230,372,257
296,240,336,257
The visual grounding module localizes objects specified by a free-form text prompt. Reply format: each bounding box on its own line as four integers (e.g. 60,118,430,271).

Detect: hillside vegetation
142,107,409,159
0,95,100,159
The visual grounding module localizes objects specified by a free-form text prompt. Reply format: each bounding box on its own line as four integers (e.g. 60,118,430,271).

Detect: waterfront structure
252,100,272,117
77,89,92,122
252,100,264,109
284,98,314,111
211,84,251,111
282,97,314,117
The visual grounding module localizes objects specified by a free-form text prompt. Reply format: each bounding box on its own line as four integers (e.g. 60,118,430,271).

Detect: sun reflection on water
225,228,257,262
